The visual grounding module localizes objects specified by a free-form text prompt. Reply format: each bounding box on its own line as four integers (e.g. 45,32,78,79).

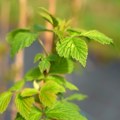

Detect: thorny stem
38,38,49,56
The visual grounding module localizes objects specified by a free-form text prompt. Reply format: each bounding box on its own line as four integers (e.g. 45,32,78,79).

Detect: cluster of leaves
0,8,113,120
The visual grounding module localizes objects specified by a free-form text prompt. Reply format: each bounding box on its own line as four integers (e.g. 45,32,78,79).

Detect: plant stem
52,32,57,53
38,39,49,56
44,0,56,53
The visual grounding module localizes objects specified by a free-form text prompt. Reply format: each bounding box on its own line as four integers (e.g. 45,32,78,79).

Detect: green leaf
7,29,38,57
65,81,79,91
29,107,42,120
67,28,83,35
32,24,52,32
34,53,44,63
39,7,58,27
15,113,25,120
46,101,88,120
80,30,113,45
47,54,58,62
0,91,12,113
9,80,25,92
46,75,65,85
21,88,38,97
56,36,88,67
39,81,65,107
25,67,44,81
39,59,51,73
49,57,74,74
65,93,87,101
42,80,65,94
15,107,42,120
15,94,34,119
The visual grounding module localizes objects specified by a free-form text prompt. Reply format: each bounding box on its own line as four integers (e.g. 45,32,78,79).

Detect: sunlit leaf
7,29,38,57
0,92,12,113
9,80,25,92
80,30,113,45
25,67,44,81
21,88,38,97
15,94,34,119
46,75,66,85
65,93,87,101
56,36,88,67
39,7,58,27
46,101,87,120
67,28,83,35
39,59,51,73
39,81,65,107
65,81,79,91
29,107,42,120
34,53,44,63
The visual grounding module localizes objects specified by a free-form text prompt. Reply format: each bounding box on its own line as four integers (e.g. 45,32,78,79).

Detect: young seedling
0,8,113,120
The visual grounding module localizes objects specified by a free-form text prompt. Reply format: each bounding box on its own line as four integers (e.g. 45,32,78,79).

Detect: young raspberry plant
0,8,113,120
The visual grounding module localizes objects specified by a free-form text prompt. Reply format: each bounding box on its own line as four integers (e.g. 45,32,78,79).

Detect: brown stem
44,0,56,53
38,39,48,56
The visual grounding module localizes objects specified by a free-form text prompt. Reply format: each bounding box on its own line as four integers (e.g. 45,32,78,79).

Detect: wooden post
0,0,10,40
71,0,83,27
0,0,10,83
15,0,27,81
44,0,56,53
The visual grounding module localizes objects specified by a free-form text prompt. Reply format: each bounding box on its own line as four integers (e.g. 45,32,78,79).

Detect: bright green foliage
80,30,113,45
39,81,65,107
25,67,44,81
29,107,42,120
9,80,25,92
0,92,12,113
47,54,58,61
56,37,88,67
7,29,38,57
21,88,38,97
39,59,51,73
46,101,87,120
0,7,113,120
65,93,88,101
67,28,83,35
65,81,79,91
34,53,44,63
39,7,58,27
15,94,34,119
49,57,74,74
46,75,66,85
15,107,42,120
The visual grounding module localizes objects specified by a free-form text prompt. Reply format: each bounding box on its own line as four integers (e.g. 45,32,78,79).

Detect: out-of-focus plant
0,42,8,57
0,8,113,120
